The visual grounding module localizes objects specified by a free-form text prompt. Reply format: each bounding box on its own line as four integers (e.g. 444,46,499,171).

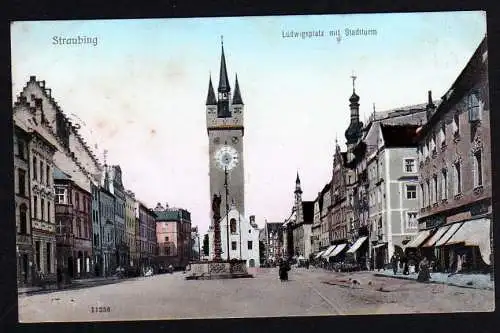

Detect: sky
10,11,487,234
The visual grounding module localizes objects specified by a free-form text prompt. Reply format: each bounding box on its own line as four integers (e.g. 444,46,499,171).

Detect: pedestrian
56,267,62,289
391,254,398,275
402,254,409,275
417,257,431,282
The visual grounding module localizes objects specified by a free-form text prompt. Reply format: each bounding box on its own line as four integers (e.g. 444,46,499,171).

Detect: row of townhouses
13,76,195,287
280,36,492,275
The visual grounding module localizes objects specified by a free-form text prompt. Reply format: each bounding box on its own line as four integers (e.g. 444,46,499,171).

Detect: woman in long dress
278,259,289,281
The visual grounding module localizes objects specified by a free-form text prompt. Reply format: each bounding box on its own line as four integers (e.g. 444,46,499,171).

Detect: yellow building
125,190,138,267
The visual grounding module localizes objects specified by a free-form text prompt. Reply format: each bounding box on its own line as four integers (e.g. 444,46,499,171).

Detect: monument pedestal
185,260,253,280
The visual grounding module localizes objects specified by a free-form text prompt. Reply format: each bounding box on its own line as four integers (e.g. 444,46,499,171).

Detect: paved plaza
18,268,494,322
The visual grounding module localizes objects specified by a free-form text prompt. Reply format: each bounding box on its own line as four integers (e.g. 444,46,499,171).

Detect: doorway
249,259,255,268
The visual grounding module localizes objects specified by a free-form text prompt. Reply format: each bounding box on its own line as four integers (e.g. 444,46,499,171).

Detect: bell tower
206,37,245,226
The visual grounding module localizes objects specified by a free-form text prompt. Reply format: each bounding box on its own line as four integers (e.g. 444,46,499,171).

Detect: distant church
206,39,260,268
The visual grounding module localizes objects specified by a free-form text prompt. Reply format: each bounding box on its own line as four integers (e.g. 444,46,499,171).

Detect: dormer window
440,122,446,147
468,92,481,123
452,113,460,137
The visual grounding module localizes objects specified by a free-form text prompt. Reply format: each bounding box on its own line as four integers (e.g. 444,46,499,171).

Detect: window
18,169,26,196
165,246,170,255
426,180,430,207
33,196,38,219
76,219,81,238
473,151,483,188
41,198,45,220
431,133,437,155
47,201,51,223
18,139,26,160
248,241,253,250
33,156,37,180
441,169,448,200
453,113,460,136
76,193,80,211
46,243,51,273
55,187,67,204
468,93,481,122
406,184,417,200
39,160,44,185
454,162,462,195
19,204,28,234
230,218,237,233
406,212,418,229
231,241,237,250
433,175,438,204
46,165,50,185
248,229,251,234
404,159,416,173
440,123,446,147
35,241,40,269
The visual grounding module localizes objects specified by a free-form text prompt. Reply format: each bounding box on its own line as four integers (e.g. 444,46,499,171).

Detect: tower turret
232,74,244,105
344,73,363,148
206,75,217,105
426,90,436,121
217,36,231,118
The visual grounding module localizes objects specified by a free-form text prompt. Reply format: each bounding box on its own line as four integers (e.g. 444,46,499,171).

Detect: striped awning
421,225,450,248
328,243,347,258
347,236,368,254
404,230,432,248
322,245,337,258
444,218,490,265
435,222,463,247
314,250,325,259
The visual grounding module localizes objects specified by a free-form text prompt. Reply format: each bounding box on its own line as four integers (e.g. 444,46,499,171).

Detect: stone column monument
212,194,223,261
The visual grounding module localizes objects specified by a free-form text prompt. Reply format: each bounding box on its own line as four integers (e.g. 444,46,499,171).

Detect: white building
208,205,260,268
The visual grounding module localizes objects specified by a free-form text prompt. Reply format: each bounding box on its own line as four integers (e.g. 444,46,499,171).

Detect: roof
419,35,487,137
206,76,217,105
53,166,72,181
380,124,420,148
302,201,315,222
218,43,230,93
232,74,243,105
155,210,181,221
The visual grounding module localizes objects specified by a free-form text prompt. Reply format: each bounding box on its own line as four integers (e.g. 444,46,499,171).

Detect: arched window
19,204,28,234
230,218,237,233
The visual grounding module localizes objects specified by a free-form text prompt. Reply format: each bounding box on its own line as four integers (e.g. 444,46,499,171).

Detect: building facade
54,167,93,280
106,165,127,267
209,205,260,267
154,204,192,269
414,36,491,273
263,222,283,262
91,183,101,276
99,185,115,276
125,190,137,267
14,125,34,286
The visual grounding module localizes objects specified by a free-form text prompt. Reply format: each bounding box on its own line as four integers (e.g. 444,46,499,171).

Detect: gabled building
125,190,137,267
263,221,283,262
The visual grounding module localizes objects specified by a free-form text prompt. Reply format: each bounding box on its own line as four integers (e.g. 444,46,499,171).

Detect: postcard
10,11,492,323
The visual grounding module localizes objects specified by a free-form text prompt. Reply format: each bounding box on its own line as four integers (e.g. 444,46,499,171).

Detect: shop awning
435,222,463,247
421,225,450,248
347,236,368,254
444,218,491,265
322,245,337,258
315,250,325,259
328,243,347,258
372,243,387,249
404,230,432,248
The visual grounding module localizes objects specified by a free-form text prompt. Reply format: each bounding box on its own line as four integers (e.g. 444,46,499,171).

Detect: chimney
29,76,36,82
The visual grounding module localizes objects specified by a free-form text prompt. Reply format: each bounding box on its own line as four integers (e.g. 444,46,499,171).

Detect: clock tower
206,38,245,226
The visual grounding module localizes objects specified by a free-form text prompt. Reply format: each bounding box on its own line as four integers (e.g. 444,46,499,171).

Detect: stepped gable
25,76,102,170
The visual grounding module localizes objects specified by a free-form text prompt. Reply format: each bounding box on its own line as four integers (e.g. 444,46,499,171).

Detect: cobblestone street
18,267,494,322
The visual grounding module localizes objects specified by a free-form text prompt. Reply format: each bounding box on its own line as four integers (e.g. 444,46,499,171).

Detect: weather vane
351,71,357,92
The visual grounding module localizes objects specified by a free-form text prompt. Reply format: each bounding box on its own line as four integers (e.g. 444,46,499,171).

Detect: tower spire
206,74,217,105
232,73,243,105
351,70,357,93
218,35,231,93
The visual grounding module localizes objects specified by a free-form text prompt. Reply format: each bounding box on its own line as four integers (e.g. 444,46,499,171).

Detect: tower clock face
214,145,239,171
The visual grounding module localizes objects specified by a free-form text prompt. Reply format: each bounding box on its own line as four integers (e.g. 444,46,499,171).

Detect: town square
10,11,493,322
